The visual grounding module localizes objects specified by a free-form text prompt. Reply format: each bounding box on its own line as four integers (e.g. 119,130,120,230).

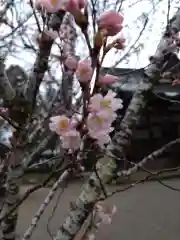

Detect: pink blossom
87,112,115,133
87,90,122,147
105,24,123,36
0,107,8,113
172,79,180,86
89,90,123,113
102,90,123,111
97,11,124,36
114,37,125,49
88,93,103,112
78,0,86,8
94,132,112,147
64,55,78,70
35,0,68,13
49,115,81,150
98,11,124,29
87,112,114,146
95,202,117,225
76,59,93,83
88,128,113,147
98,74,119,85
87,233,95,240
66,0,86,14
61,130,81,150
49,115,76,136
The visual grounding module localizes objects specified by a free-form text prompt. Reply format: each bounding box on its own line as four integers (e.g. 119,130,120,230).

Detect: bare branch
26,11,66,111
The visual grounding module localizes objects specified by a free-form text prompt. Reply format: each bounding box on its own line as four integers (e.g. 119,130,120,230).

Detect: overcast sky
3,0,178,71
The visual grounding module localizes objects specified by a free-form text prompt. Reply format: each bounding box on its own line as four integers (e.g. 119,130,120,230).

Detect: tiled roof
101,67,180,94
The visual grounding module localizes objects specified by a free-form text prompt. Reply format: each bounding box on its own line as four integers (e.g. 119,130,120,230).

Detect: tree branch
26,10,66,111
116,137,180,177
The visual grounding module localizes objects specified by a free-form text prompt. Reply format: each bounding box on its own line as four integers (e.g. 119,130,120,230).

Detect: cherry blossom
87,112,114,146
0,107,8,113
75,59,93,83
98,74,119,85
97,11,124,36
89,90,123,114
93,132,112,147
87,112,115,132
66,0,86,14
95,202,117,225
86,233,95,240
35,0,68,12
49,115,76,136
61,130,81,150
172,79,180,86
64,55,78,70
87,90,123,147
114,37,125,49
49,115,81,150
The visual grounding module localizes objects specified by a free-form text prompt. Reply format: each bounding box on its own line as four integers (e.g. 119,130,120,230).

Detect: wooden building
101,67,180,171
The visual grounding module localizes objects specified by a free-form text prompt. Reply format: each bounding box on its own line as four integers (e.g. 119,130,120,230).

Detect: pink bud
66,0,86,14
35,0,68,13
97,11,124,36
76,59,93,83
0,107,8,113
106,24,123,36
66,0,88,28
114,37,125,49
78,0,86,9
66,0,78,13
98,74,119,85
64,55,78,70
172,79,180,86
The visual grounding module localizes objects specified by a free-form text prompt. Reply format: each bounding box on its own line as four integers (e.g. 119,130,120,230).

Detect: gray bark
53,9,180,240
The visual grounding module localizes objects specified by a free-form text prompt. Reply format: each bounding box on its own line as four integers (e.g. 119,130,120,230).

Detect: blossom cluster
64,57,120,85
49,90,123,150
49,115,81,150
86,201,117,240
87,90,123,147
35,0,125,38
44,0,125,150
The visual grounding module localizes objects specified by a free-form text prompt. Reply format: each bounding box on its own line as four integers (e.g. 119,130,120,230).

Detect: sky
2,0,179,71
